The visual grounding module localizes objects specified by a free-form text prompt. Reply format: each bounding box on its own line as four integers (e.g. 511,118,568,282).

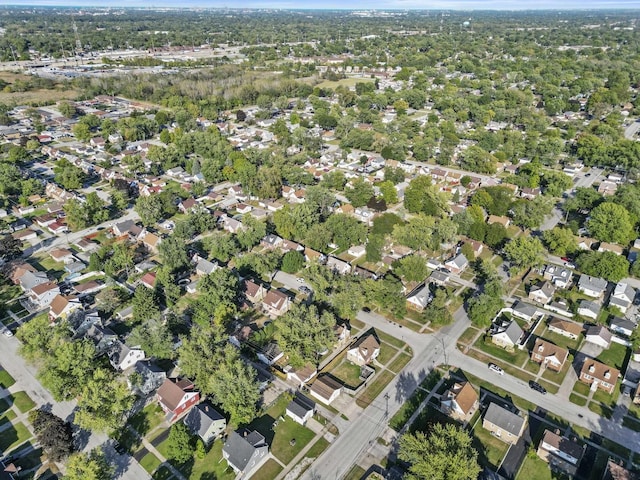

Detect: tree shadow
394,370,418,404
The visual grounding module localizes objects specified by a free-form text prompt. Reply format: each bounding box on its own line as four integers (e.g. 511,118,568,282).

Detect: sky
4,0,640,9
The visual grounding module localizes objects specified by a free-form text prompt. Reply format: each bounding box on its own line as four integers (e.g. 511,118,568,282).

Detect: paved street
625,120,640,140
0,334,150,479
303,303,640,479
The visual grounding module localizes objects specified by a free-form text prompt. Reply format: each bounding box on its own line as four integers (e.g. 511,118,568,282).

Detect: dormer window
589,365,595,373
604,371,611,379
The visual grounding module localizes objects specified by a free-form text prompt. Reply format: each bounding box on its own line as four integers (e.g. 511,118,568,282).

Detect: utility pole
383,392,390,418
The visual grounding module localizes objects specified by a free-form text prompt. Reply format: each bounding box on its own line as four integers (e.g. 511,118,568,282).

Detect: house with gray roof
529,281,556,304
491,321,524,350
609,282,636,314
326,256,352,275
108,341,145,371
84,323,117,356
129,360,167,396
585,325,612,349
222,429,269,477
610,317,637,338
482,403,526,444
406,284,432,311
286,392,316,425
578,275,608,299
578,300,601,320
444,253,469,275
184,403,226,445
511,301,540,323
195,257,219,277
543,265,573,289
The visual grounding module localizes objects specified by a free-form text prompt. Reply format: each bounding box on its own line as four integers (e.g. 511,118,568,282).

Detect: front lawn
573,381,591,396
569,393,588,406
0,422,31,452
389,371,440,431
388,352,412,374
376,344,399,365
473,336,529,366
152,465,176,480
457,326,481,346
139,451,162,474
128,403,165,436
12,391,36,413
155,437,236,480
271,416,315,465
516,455,552,480
356,370,395,408
0,370,16,389
304,437,330,459
248,458,283,480
596,343,629,371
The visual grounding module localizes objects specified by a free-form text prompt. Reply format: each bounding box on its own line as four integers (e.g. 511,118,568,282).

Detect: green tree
576,251,630,283
128,319,174,360
345,178,374,207
29,408,74,461
324,214,367,251
74,369,134,434
53,159,85,190
0,235,22,261
372,213,404,235
398,424,480,480
510,196,553,230
135,195,165,226
281,250,304,274
404,176,448,216
236,215,266,251
393,214,435,250
587,202,635,244
158,235,190,271
193,269,240,325
393,255,428,283
378,180,398,204
132,285,160,323
275,304,336,367
503,237,545,272
542,227,577,256
203,231,239,263
167,423,193,464
73,122,91,141
366,234,385,263
65,448,114,480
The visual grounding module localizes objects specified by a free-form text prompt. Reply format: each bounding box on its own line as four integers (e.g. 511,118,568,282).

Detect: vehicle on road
299,286,311,294
296,277,305,283
529,381,547,394
488,363,504,375
362,307,371,313
3,329,13,337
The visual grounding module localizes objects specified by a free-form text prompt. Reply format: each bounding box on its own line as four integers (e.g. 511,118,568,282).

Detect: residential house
286,364,317,387
28,281,60,309
529,281,556,305
487,215,511,227
548,318,583,340
48,294,82,322
108,341,145,371
585,325,612,349
406,284,433,312
184,403,226,445
178,198,197,214
598,242,624,256
140,272,157,289
68,310,102,338
440,381,479,422
491,321,524,350
430,270,450,287
129,360,166,396
334,323,351,345
156,378,200,423
598,181,618,196
326,256,352,275
537,429,585,478
603,460,640,480
309,375,343,405
261,234,283,250
578,300,601,320
304,247,324,264
579,359,620,394
576,237,596,251
195,258,218,276
547,298,573,317
222,429,269,477
530,339,569,372
281,239,303,253
286,392,316,425
609,282,636,314
610,317,637,338
444,253,469,275
15,267,47,289
243,280,266,305
113,219,137,237
347,334,381,366
347,245,366,258
262,290,291,318
257,342,284,366
141,232,162,253
482,403,526,444
221,216,244,234
543,265,573,289
511,301,541,323
49,248,74,264
578,275,608,298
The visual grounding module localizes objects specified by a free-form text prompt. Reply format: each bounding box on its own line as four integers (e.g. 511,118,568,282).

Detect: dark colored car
362,307,371,313
529,381,547,394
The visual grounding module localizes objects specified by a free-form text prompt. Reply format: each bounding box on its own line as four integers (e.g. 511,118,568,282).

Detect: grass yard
12,443,43,471
516,455,552,480
387,352,412,374
573,381,591,396
569,393,588,406
316,77,375,90
540,357,572,384
128,403,165,436
156,438,236,480
139,452,162,474
375,330,406,349
596,343,629,371
540,330,583,352
0,370,16,389
248,458,283,480
356,370,395,408
11,391,36,413
343,464,366,480
472,422,510,469
152,465,176,480
466,349,536,385
330,360,363,388
389,371,441,431
376,344,399,365
0,397,10,414
271,417,316,465
588,402,614,419
0,422,31,452
592,388,619,409
474,336,530,366
304,437,330,459
457,326,481,347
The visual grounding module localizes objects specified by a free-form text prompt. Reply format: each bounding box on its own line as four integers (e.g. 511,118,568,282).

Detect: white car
3,329,13,338
488,363,504,375
296,278,305,283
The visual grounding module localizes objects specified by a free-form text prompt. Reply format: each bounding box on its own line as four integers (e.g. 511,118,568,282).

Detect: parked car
488,363,504,375
296,277,305,283
299,286,311,294
529,381,547,394
3,329,13,337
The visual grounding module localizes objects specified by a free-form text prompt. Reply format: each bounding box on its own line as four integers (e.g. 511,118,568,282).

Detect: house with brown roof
141,232,162,253
49,248,74,264
28,281,60,309
579,359,620,394
156,378,200,423
309,375,343,405
487,215,511,227
537,429,585,477
347,334,381,366
262,290,291,318
530,339,569,372
440,381,479,422
48,294,82,322
140,272,157,289
243,280,266,305
548,318,583,340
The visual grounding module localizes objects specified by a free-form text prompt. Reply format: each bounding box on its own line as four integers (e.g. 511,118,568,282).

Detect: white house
578,275,608,298
285,393,316,425
347,334,381,366
585,325,612,349
609,282,636,314
109,341,145,371
406,284,432,311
